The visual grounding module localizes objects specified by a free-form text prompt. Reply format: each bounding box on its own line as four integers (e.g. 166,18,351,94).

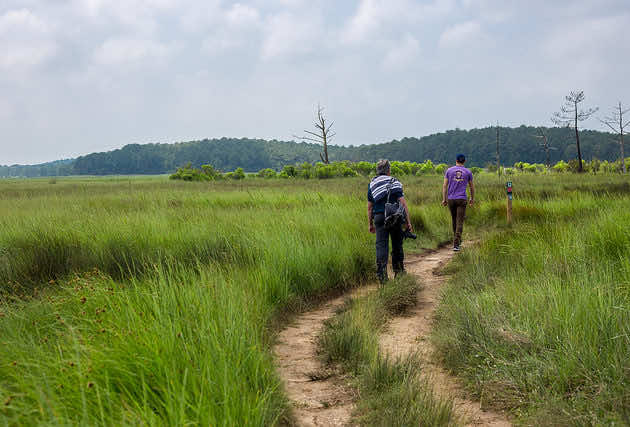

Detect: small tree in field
533,127,558,170
295,104,335,164
551,90,598,173
599,102,630,173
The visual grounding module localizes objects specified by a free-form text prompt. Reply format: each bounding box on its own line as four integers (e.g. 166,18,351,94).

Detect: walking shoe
453,245,460,252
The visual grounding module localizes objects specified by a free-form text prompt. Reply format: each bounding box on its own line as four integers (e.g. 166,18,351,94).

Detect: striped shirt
368,175,404,214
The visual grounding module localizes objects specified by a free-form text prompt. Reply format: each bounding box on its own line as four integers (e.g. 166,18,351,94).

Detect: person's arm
441,177,448,206
398,197,413,232
468,180,475,205
368,201,375,233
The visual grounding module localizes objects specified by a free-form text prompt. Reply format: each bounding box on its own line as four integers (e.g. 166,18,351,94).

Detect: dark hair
456,154,466,163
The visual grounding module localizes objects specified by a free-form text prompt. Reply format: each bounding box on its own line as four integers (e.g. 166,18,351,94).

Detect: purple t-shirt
445,166,472,200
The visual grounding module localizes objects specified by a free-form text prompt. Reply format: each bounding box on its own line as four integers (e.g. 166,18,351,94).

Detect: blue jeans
374,213,404,283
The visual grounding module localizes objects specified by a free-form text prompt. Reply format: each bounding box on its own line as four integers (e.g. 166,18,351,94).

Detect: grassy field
1,173,629,424
433,176,630,425
0,175,452,425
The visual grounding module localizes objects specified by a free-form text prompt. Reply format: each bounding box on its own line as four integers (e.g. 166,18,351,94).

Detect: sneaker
453,245,460,252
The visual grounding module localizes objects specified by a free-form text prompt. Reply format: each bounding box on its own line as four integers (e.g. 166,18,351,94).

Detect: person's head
376,159,391,176
456,154,466,165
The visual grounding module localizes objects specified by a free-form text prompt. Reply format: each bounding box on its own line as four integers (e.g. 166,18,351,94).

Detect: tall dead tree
533,127,558,170
495,123,501,175
599,102,630,173
295,104,335,164
551,90,598,173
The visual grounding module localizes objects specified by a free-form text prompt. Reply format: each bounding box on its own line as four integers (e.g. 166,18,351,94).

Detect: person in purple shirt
441,154,475,251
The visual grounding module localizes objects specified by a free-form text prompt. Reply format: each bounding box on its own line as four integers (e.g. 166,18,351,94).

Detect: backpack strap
386,178,395,203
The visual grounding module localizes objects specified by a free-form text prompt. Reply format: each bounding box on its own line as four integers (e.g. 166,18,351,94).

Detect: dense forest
1,126,623,177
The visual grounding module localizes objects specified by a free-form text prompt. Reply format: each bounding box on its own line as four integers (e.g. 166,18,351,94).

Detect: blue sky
1,0,629,164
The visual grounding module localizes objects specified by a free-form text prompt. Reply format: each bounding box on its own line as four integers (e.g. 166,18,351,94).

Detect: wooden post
506,181,513,225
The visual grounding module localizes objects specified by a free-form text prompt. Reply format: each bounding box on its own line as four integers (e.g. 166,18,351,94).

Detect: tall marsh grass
0,176,455,424
433,192,630,424
2,174,629,424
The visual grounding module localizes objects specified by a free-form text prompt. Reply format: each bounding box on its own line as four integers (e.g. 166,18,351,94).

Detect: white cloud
202,32,241,54
76,0,179,17
543,15,628,59
261,12,321,60
461,0,516,23
342,0,454,44
438,21,482,48
199,4,262,55
0,9,57,68
342,0,382,44
0,8,49,33
382,33,420,70
226,3,260,28
93,37,172,65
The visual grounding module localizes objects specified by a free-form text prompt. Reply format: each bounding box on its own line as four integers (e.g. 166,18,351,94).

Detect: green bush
232,167,245,180
257,168,277,178
417,160,435,175
354,161,375,176
282,165,297,177
170,163,221,181
435,163,448,175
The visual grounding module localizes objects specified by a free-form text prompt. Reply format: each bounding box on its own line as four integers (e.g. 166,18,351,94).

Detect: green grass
0,176,454,425
2,173,630,424
433,191,630,425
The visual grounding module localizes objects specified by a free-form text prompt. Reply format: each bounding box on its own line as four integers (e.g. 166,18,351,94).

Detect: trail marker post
506,181,513,224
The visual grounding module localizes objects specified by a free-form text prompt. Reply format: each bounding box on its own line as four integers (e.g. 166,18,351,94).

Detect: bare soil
273,286,373,426
380,246,511,426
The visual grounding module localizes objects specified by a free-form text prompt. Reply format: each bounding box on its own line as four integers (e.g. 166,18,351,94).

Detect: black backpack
384,178,406,231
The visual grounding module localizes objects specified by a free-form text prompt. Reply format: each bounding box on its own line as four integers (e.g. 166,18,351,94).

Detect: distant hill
1,126,622,177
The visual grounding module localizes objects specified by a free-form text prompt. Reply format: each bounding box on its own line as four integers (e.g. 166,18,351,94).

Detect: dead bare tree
599,102,630,173
495,123,501,175
295,104,335,164
533,127,558,170
551,90,598,173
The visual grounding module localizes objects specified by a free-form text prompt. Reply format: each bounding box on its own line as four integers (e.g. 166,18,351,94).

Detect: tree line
1,126,625,178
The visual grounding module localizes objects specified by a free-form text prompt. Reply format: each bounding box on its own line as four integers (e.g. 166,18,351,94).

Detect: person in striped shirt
367,159,413,283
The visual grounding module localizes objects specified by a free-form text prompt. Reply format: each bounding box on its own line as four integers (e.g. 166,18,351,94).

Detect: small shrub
232,168,246,180
257,168,276,179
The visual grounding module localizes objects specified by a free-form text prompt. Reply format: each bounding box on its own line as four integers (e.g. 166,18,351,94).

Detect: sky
1,0,629,165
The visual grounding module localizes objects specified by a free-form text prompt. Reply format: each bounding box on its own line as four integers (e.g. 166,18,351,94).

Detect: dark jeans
373,213,404,283
447,199,467,247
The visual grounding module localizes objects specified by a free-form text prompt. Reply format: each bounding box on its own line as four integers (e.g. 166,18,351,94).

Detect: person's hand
469,198,474,206
406,222,414,233
369,223,375,233
441,200,447,206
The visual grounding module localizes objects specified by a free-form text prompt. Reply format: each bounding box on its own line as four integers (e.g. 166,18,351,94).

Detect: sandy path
380,245,511,427
273,286,374,426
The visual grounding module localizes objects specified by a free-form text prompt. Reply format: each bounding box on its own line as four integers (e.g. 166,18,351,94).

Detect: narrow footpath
274,245,511,426
273,286,374,426
380,246,511,426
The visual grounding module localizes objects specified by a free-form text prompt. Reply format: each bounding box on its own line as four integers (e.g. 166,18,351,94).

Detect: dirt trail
274,286,373,426
380,245,511,427
274,244,510,426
